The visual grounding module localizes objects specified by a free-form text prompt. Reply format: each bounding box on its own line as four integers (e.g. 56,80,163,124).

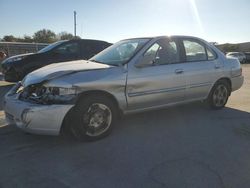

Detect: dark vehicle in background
244,52,250,63
1,39,111,82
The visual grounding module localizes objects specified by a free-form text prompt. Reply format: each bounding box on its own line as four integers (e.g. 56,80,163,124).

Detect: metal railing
0,42,48,57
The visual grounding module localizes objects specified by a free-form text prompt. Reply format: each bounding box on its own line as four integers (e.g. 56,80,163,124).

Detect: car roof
121,35,206,42
67,39,111,44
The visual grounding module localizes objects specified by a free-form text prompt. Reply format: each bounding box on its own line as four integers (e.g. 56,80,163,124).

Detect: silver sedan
4,36,244,141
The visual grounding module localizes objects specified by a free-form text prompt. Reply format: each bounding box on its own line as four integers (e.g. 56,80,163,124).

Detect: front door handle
175,69,184,74
215,65,221,69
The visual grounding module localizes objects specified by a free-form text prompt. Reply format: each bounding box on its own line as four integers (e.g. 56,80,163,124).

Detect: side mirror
135,54,155,68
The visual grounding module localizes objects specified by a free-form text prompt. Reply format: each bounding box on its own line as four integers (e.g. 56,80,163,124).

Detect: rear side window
183,40,207,61
206,47,216,60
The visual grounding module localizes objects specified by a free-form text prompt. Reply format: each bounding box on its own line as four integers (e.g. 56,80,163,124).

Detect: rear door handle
175,69,184,74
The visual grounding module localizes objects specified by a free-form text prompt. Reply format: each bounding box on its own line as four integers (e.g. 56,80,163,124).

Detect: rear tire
69,95,117,141
207,80,230,110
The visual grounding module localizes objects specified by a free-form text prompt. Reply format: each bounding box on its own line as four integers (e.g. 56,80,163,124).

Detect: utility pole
74,11,77,37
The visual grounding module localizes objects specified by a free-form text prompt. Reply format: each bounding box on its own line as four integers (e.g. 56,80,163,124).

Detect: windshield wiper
89,59,103,64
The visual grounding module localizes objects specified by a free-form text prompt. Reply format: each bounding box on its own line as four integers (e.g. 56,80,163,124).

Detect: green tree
3,35,16,42
58,32,74,40
33,29,56,43
74,36,81,39
22,35,34,43
12,35,33,43
215,43,240,53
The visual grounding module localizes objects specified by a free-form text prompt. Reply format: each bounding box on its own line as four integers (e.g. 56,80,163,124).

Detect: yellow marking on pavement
0,81,14,87
0,111,7,127
0,124,7,128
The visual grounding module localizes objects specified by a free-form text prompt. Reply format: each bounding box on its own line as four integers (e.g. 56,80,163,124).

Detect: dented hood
22,60,111,87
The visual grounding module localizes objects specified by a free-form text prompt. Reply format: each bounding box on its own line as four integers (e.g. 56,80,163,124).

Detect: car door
126,38,187,111
49,41,81,63
181,39,223,100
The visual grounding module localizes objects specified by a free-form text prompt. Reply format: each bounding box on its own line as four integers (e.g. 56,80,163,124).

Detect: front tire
4,68,21,82
208,80,230,110
70,95,117,141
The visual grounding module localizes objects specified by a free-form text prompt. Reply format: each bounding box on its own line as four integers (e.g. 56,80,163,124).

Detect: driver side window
54,42,79,55
144,43,160,57
144,40,180,65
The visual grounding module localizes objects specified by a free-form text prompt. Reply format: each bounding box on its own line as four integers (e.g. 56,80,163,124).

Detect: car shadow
0,102,250,188
115,102,250,137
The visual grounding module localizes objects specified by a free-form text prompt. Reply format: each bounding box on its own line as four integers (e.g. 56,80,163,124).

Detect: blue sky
0,0,249,44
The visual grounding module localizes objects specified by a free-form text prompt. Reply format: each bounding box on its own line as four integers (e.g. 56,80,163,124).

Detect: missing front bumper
4,93,74,136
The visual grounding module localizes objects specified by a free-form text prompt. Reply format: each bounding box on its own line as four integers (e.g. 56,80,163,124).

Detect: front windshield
90,38,150,65
38,40,66,53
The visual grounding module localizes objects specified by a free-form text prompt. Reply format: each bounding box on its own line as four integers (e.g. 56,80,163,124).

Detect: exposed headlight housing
19,85,79,104
46,87,78,96
7,56,26,63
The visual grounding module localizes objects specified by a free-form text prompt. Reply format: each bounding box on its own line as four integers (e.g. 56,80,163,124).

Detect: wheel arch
60,90,122,135
215,77,232,91
208,77,232,99
76,90,121,109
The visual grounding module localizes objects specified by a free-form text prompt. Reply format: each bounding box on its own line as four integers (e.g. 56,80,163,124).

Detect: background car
1,39,111,82
244,52,250,63
226,52,247,64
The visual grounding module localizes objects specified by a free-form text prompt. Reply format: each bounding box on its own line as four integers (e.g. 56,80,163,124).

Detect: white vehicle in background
226,52,247,64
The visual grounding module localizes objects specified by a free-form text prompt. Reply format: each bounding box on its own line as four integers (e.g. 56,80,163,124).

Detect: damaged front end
18,83,79,105
4,82,76,135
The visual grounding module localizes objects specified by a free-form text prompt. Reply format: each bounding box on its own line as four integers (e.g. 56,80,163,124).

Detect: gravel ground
0,65,249,188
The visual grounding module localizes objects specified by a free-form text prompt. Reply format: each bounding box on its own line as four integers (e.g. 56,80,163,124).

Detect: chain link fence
0,42,48,73
0,42,48,57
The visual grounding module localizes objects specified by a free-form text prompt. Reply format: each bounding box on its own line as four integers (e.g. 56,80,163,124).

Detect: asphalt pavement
0,65,249,188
